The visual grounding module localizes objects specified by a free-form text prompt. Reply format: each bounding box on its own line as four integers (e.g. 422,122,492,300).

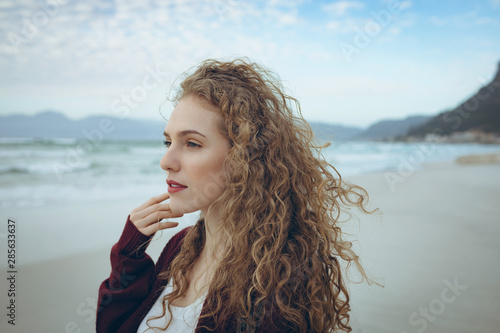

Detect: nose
160,146,180,172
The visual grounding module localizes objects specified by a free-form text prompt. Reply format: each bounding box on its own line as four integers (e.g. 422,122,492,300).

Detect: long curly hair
147,58,377,332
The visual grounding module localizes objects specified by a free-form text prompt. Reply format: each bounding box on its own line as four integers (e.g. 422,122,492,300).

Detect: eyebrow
163,129,207,138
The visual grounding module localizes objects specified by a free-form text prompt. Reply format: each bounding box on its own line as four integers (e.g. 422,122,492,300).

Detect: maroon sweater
96,218,289,332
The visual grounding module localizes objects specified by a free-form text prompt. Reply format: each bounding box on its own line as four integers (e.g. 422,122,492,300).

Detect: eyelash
163,140,201,148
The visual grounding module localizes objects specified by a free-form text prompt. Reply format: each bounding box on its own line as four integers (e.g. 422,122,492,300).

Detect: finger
132,206,179,228
131,203,172,221
142,221,179,236
132,193,170,214
135,210,184,230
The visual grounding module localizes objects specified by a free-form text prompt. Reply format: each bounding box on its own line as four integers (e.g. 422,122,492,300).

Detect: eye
163,140,200,148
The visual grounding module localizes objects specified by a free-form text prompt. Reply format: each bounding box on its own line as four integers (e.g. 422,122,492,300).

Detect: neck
200,207,224,262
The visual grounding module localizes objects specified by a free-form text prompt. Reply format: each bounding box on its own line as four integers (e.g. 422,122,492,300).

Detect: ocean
1,137,500,208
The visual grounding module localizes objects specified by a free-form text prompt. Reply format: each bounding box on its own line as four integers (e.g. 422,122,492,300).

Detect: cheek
192,156,227,196
196,167,226,196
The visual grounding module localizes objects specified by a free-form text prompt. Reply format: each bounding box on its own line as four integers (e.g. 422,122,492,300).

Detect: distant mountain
308,121,363,142
0,111,363,142
0,110,165,140
406,62,500,138
355,115,432,141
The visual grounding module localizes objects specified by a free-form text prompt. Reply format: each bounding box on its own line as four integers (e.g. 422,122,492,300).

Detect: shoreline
1,153,499,332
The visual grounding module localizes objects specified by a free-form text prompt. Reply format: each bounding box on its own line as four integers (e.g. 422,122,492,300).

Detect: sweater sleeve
96,216,155,333
96,217,192,333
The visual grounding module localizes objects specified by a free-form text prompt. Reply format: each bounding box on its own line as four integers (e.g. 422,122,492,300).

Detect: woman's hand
130,192,184,236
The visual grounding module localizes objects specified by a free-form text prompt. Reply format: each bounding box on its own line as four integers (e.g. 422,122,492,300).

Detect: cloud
385,0,412,10
323,0,414,36
0,0,314,108
429,11,499,28
325,17,367,34
0,0,498,126
322,1,365,17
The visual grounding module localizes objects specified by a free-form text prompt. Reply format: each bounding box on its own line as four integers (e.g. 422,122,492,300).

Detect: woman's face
160,95,230,216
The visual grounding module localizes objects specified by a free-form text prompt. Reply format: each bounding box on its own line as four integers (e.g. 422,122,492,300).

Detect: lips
167,179,187,193
167,179,186,187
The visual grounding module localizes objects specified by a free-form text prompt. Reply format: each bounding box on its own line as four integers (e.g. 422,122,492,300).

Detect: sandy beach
1,156,499,333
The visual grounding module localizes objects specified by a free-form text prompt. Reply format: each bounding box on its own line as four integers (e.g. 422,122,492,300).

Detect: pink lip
167,179,186,186
168,185,186,193
167,179,187,193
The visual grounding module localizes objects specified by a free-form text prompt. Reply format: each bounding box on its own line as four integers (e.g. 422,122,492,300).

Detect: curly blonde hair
147,58,376,332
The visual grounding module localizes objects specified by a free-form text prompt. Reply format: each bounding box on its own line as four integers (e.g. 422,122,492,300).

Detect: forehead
165,95,221,134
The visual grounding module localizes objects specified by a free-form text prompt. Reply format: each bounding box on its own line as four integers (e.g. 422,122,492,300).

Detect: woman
96,58,375,332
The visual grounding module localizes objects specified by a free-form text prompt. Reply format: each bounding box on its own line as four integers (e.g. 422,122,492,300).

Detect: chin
169,199,199,215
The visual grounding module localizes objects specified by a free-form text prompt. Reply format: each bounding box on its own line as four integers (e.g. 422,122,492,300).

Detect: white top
137,279,207,333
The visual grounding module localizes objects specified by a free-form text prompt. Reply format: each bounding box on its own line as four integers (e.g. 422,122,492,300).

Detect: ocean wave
332,152,392,163
0,178,164,208
0,161,92,175
0,137,38,144
129,146,163,155
47,137,79,145
0,137,79,145
0,149,67,158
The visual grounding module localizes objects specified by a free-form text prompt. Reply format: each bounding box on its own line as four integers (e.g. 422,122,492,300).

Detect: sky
0,0,499,128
